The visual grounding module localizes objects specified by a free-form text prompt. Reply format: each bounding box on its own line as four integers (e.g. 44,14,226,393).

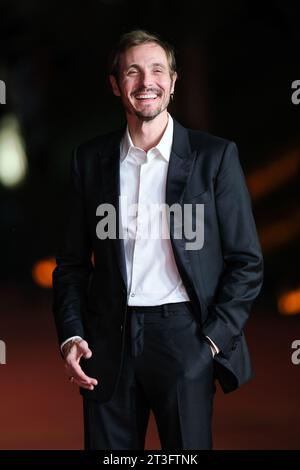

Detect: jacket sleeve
202,141,264,357
52,146,93,347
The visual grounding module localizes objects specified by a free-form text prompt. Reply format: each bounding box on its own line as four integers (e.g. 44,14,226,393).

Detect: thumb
78,340,92,359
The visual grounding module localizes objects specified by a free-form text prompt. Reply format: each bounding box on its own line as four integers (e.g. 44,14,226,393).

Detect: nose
140,70,154,89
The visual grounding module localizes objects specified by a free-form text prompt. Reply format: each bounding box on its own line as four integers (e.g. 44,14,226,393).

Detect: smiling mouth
134,93,158,100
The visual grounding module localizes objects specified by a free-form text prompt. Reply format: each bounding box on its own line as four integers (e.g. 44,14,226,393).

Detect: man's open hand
63,339,98,390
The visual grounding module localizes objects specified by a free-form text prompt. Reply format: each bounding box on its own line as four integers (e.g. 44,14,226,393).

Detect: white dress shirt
119,114,190,306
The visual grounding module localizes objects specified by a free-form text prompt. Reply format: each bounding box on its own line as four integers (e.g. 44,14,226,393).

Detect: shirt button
130,293,135,297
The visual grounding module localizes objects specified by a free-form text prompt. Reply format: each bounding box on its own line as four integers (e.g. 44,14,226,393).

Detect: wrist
62,338,82,358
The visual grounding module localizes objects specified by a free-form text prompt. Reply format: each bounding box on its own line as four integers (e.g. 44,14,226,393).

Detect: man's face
110,43,177,122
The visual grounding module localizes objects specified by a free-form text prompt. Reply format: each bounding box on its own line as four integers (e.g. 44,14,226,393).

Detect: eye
153,69,163,74
127,69,138,76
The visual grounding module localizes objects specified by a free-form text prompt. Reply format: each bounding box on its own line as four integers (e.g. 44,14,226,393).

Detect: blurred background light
247,150,300,201
278,287,300,315
32,257,56,289
0,114,28,188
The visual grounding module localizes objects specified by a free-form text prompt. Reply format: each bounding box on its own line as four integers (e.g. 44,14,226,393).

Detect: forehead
120,43,169,69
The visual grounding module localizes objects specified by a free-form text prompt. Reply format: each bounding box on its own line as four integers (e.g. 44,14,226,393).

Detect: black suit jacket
52,119,264,402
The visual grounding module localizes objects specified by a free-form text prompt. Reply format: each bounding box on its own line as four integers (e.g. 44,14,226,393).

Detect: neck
126,111,169,152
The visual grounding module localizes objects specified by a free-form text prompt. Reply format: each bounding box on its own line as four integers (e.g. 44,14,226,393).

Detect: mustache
132,87,162,96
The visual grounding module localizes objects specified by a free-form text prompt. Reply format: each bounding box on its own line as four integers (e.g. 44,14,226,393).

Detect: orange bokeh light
32,257,57,288
278,288,300,316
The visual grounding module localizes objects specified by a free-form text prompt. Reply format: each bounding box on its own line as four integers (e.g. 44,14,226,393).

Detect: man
52,30,264,450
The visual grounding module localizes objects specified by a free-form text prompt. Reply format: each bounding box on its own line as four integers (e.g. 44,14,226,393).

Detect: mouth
133,89,161,101
134,93,158,101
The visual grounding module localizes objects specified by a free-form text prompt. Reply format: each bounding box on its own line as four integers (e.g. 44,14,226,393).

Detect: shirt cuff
205,335,220,357
60,336,83,354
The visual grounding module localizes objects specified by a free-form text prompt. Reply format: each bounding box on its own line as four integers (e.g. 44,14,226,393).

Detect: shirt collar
120,114,173,163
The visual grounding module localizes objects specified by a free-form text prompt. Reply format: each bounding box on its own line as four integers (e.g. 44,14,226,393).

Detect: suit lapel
166,119,195,207
166,120,201,306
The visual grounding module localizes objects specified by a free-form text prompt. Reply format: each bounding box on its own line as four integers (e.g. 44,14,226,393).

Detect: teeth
136,94,157,99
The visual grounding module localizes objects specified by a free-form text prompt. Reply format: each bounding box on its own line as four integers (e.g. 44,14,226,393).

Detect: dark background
0,0,299,449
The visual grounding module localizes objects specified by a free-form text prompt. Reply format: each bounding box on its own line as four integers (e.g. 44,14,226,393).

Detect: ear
170,72,177,94
109,75,121,97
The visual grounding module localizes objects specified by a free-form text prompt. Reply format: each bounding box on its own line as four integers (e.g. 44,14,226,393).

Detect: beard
123,87,171,122
134,101,169,121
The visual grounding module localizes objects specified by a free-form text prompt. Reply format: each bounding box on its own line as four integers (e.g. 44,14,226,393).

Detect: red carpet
1,284,299,449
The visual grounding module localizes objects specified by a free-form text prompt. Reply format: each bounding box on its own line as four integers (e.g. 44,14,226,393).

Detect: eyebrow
126,62,167,71
152,63,166,68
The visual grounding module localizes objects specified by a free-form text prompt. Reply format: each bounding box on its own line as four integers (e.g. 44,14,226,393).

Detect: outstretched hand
63,339,98,390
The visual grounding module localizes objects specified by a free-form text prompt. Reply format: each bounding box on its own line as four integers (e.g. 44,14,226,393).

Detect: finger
65,368,93,386
66,369,98,387
83,349,92,359
75,347,92,360
66,340,92,361
65,351,86,370
77,340,92,359
67,360,98,386
72,377,95,390
65,354,98,385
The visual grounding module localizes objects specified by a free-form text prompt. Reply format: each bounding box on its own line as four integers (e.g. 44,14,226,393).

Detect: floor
1,284,299,450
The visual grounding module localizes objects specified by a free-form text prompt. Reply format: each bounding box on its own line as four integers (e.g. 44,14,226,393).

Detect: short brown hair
108,29,177,79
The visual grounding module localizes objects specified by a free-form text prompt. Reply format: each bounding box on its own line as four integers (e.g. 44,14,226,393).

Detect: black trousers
83,301,216,450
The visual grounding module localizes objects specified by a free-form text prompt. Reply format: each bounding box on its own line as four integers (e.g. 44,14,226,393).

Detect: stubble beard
123,87,171,122
132,98,170,122
135,105,165,122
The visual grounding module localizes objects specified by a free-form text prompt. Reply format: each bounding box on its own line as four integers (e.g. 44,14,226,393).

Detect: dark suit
52,119,263,448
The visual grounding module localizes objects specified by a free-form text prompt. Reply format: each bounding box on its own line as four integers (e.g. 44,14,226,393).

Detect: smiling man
52,30,264,450
109,40,176,124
